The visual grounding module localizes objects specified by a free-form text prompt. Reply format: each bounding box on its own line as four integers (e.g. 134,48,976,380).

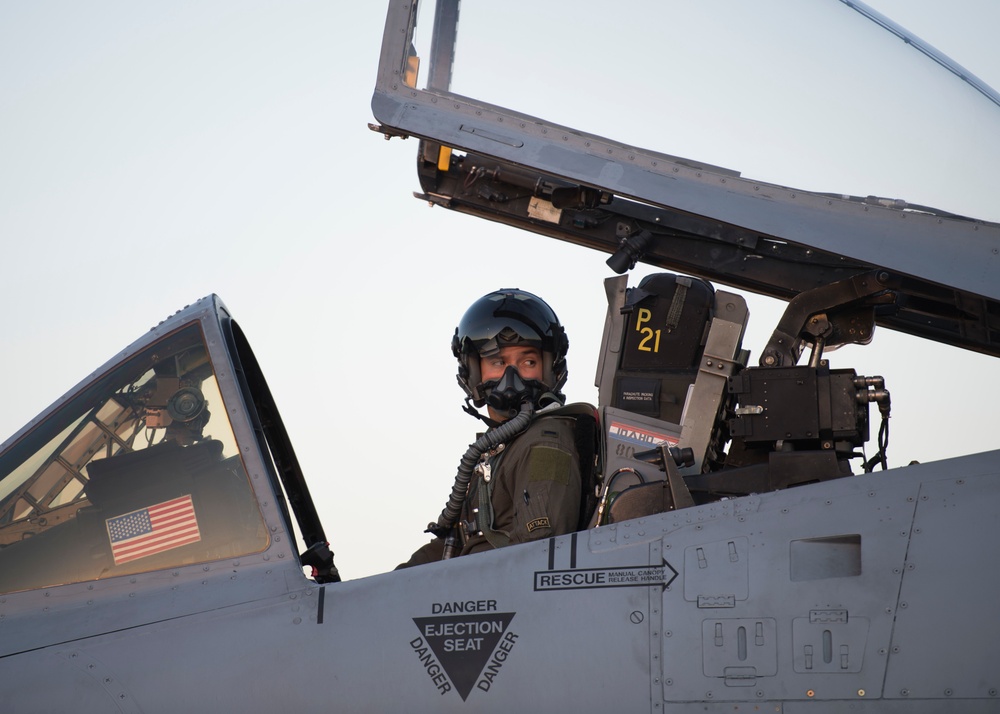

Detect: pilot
398,289,584,567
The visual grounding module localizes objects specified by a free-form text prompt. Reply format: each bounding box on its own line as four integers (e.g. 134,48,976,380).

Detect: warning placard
410,611,517,701
534,563,678,591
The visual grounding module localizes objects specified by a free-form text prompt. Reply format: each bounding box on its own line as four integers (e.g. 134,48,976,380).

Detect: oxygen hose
427,401,535,538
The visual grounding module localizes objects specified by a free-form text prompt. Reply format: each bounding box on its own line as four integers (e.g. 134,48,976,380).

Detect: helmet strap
462,398,503,428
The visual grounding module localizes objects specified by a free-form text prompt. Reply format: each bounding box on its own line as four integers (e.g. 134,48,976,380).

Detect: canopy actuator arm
760,270,899,368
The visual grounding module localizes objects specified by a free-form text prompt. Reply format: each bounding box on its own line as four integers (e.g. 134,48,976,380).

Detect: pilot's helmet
452,288,569,409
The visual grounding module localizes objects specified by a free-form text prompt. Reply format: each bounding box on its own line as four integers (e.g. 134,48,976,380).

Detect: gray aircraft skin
3,1,1000,712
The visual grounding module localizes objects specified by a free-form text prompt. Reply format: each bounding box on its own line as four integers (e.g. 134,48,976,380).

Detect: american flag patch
106,495,201,565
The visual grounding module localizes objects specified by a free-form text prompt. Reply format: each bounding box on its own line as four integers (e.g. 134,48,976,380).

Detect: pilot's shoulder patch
526,517,550,533
528,445,571,485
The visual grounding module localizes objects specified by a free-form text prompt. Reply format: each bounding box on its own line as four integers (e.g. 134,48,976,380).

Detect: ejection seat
592,272,749,524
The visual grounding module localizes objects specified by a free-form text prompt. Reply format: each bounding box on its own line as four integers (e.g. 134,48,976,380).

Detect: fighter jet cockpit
372,0,999,530
0,323,269,593
3,3,1000,710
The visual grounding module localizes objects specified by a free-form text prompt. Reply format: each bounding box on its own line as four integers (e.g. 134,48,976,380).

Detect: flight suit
398,414,582,568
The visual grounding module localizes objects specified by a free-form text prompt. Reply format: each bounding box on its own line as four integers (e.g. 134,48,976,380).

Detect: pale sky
2,1,998,580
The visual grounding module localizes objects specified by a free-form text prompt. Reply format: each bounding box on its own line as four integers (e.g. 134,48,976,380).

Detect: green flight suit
399,414,582,568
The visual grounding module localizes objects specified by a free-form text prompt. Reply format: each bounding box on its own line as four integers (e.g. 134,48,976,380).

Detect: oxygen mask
482,365,546,418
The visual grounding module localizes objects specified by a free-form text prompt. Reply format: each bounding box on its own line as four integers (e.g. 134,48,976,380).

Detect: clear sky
2,1,998,580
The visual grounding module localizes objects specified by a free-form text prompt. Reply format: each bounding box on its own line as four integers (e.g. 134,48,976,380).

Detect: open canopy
372,0,1000,356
